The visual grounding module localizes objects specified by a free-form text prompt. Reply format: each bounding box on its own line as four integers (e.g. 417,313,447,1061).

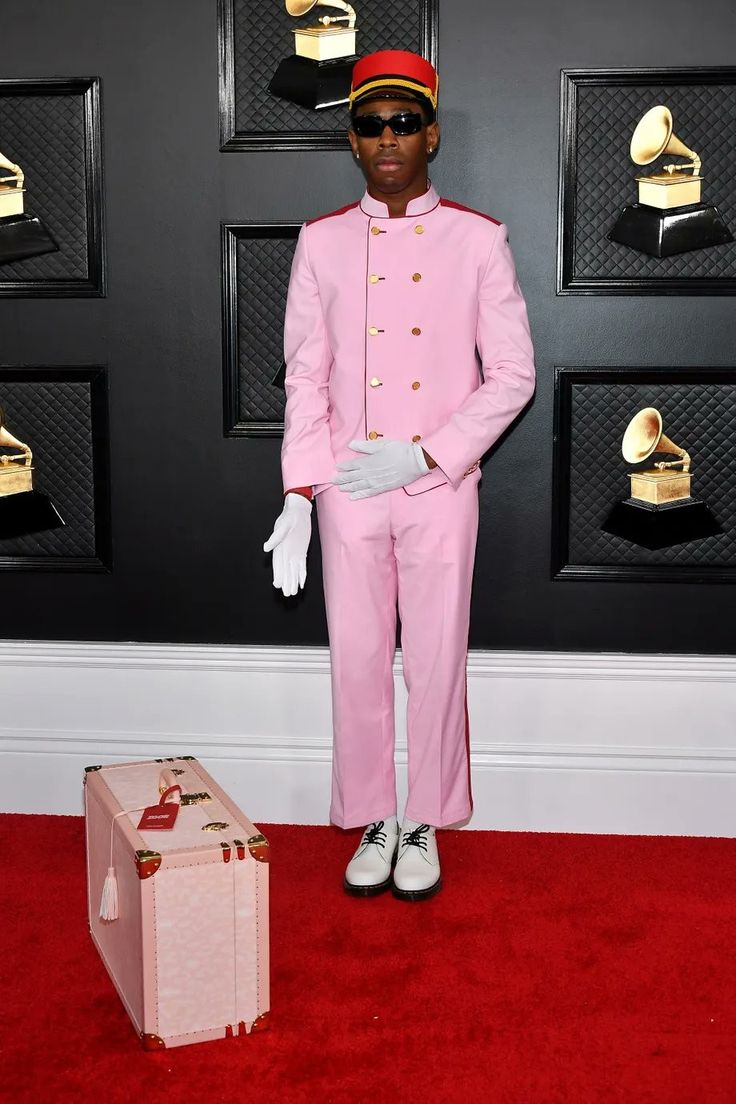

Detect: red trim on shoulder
439,198,501,225
306,201,361,227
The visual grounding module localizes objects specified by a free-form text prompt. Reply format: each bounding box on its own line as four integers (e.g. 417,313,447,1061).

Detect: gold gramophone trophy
0,149,58,266
0,406,64,538
601,406,721,550
268,0,358,110
608,105,733,257
623,407,692,504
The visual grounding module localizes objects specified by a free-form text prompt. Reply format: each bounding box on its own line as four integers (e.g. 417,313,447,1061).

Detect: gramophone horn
621,407,690,471
286,0,319,14
629,105,699,167
622,407,662,462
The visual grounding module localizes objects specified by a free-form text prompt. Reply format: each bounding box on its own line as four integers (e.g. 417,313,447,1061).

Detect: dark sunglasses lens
353,115,384,137
353,112,424,137
390,112,423,134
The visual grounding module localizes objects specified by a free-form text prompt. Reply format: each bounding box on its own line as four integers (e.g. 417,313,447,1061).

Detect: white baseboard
2,641,735,835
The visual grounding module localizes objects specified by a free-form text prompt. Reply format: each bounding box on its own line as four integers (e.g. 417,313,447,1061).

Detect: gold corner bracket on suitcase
135,850,162,880
247,834,270,863
141,1032,166,1050
226,1012,271,1039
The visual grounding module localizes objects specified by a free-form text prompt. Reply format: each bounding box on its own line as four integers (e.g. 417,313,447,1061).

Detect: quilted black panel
232,0,426,135
0,380,97,558
235,233,297,429
566,379,736,567
572,80,736,281
0,89,90,282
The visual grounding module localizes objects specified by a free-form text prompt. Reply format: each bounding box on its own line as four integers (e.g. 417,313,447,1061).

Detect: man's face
348,95,439,194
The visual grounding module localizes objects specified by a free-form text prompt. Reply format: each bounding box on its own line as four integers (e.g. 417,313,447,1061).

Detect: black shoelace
401,824,431,851
362,821,388,848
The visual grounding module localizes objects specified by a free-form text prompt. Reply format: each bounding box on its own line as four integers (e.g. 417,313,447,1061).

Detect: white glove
263,493,312,597
334,439,430,499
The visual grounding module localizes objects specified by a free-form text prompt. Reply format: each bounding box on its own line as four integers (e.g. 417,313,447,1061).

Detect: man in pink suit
265,50,535,901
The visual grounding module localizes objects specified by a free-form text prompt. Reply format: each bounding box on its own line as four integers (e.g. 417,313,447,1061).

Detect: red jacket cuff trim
285,486,313,501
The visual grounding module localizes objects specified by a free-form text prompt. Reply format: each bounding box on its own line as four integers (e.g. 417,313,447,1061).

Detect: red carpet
2,814,736,1103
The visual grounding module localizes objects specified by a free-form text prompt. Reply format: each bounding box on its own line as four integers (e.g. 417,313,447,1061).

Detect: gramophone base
608,202,733,258
602,498,722,551
0,490,65,539
268,54,357,111
0,214,59,266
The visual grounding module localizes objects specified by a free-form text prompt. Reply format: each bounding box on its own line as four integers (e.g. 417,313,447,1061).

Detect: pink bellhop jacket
280,181,536,829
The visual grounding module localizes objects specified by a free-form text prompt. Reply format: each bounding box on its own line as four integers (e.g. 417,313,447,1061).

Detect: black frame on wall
0,365,111,572
218,0,439,151
552,365,736,583
0,77,105,298
221,221,300,437
557,67,736,296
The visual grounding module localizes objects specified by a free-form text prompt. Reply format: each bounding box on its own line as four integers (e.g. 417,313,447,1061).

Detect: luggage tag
137,784,181,830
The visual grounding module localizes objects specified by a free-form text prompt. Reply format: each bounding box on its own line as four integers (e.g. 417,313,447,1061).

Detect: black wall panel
1,0,735,650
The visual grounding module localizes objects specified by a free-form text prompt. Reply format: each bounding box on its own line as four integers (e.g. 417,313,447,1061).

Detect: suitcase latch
179,791,212,806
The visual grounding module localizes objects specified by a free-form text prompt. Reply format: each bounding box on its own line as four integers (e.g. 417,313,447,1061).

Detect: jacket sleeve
280,223,337,491
420,224,536,487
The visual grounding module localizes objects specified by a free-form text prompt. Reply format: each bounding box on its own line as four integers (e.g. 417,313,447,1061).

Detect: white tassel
100,865,119,921
99,797,165,923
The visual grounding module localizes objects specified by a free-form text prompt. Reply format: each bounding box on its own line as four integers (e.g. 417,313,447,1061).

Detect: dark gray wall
2,0,735,650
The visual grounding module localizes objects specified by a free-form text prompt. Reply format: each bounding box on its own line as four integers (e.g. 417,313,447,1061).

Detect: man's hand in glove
334,438,432,499
263,492,312,596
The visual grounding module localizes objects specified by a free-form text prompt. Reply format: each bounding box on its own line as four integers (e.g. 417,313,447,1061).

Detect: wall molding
2,641,735,835
3,640,736,678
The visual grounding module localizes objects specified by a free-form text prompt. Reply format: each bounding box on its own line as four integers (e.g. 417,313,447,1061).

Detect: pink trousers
315,472,480,829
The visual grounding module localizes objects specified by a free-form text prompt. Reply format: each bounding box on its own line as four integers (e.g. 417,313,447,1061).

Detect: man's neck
366,177,430,218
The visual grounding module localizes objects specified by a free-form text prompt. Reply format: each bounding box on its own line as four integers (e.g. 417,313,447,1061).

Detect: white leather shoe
392,823,442,901
343,819,399,897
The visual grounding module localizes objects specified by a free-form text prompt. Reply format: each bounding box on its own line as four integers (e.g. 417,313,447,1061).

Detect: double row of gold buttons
370,224,425,236
367,223,425,442
367,430,423,442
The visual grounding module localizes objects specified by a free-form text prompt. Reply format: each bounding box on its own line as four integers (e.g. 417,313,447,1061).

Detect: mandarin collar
359,181,440,219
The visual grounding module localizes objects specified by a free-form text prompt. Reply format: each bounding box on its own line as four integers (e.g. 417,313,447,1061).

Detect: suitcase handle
158,784,181,805
159,768,183,796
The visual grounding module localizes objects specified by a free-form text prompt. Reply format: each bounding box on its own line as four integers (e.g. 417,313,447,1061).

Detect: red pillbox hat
348,50,439,115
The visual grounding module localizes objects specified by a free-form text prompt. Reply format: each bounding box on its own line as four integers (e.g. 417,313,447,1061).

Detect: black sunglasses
352,111,425,138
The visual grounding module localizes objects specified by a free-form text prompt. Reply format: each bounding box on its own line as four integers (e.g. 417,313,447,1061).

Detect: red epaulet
306,200,361,227
439,198,501,225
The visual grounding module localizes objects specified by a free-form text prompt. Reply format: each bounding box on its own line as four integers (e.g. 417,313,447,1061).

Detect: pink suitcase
84,756,270,1050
